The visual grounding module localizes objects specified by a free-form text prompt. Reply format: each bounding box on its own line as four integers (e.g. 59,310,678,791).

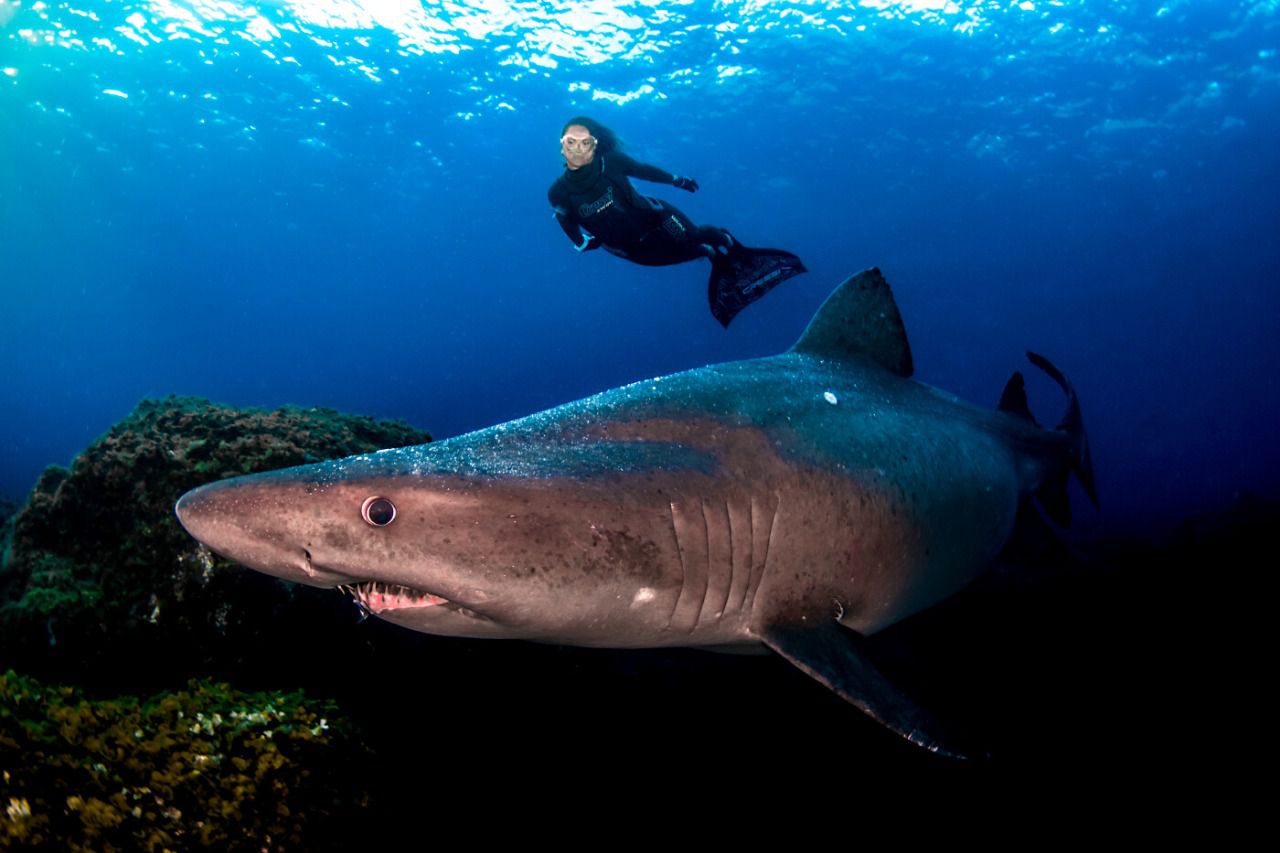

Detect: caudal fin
1010,352,1099,527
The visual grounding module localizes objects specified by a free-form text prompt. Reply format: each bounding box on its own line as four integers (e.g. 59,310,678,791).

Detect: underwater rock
0,396,431,688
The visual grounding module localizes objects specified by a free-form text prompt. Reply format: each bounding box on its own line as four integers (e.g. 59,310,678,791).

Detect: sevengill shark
176,268,1096,756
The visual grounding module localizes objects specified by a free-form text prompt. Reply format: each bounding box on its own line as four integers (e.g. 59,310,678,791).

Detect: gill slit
666,500,685,626
693,497,712,630
746,492,781,619
722,497,735,620
733,494,756,617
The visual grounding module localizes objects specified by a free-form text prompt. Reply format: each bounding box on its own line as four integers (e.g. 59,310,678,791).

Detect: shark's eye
361,496,396,527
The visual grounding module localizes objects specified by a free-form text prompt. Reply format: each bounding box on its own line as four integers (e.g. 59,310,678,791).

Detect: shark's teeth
346,581,449,614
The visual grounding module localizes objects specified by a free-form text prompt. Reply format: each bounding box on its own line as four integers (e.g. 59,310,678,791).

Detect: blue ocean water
1,0,1277,534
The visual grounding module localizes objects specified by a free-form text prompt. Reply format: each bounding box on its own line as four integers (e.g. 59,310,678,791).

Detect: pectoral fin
758,620,976,759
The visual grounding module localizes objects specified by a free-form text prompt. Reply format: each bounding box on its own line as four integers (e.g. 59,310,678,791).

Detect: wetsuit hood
562,155,603,188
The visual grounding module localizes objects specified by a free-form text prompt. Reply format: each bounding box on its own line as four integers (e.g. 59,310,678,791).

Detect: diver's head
560,123,597,170
560,116,620,169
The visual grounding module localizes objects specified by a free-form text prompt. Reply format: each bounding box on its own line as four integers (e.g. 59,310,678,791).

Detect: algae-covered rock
0,396,431,687
0,670,372,850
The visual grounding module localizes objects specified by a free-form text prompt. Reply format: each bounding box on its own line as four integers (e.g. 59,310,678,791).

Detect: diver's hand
672,176,699,192
575,236,602,253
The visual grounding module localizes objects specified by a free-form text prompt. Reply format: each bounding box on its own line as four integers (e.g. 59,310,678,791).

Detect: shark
175,268,1096,756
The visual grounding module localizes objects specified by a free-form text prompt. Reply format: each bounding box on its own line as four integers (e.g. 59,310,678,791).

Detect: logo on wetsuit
578,186,615,219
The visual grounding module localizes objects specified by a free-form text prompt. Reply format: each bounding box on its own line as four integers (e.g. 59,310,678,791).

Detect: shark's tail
996,351,1099,527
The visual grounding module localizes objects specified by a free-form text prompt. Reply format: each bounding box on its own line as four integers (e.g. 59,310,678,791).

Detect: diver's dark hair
561,115,622,154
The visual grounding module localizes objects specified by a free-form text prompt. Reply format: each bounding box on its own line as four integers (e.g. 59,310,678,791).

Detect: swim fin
708,246,806,327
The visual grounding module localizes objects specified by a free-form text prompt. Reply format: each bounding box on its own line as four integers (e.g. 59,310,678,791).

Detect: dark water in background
1,0,1277,535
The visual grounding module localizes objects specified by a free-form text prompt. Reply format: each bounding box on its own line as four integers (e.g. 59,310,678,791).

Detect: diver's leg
629,202,718,265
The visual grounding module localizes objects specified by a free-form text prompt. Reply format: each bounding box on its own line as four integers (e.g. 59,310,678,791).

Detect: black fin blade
708,247,806,327
758,621,975,759
997,371,1037,424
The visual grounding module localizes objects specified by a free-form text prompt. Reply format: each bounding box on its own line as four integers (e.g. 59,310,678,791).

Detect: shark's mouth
343,582,449,614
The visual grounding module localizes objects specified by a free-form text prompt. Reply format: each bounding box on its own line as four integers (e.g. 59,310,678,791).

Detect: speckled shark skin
176,268,1094,755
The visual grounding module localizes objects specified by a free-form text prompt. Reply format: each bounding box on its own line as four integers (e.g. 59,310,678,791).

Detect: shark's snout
175,482,253,555
174,480,351,588
174,484,218,544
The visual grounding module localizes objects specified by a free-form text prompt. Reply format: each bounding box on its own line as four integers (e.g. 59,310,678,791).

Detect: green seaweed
0,670,371,850
0,554,102,619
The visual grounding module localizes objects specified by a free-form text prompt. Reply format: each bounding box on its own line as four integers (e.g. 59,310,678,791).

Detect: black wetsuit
548,150,806,327
548,151,728,265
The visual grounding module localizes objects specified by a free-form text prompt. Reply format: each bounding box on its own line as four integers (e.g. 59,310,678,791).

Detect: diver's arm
611,151,676,184
552,207,600,252
612,151,698,192
548,182,594,251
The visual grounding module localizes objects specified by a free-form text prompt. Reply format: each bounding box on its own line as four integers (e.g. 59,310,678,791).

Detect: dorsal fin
790,268,914,377
997,371,1038,424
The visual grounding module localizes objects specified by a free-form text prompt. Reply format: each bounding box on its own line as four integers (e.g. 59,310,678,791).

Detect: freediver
548,116,806,327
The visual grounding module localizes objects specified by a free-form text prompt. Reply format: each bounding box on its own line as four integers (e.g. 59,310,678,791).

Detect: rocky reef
0,397,431,849
0,396,431,688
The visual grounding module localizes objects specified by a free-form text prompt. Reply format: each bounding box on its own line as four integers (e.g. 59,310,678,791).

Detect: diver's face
561,125,597,170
